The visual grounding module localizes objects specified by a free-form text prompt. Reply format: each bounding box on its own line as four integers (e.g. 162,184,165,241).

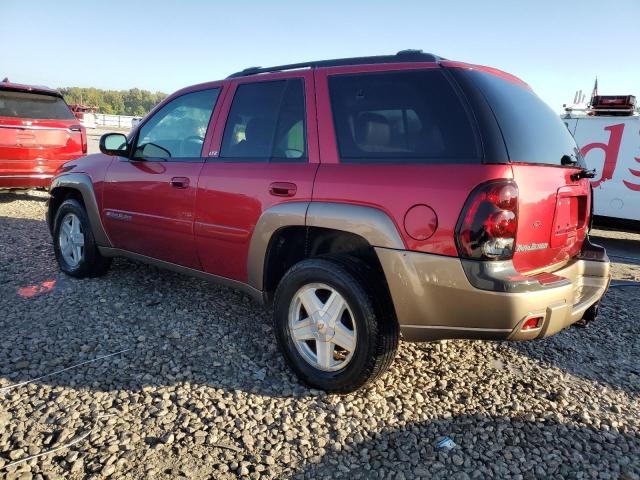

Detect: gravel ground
0,191,638,480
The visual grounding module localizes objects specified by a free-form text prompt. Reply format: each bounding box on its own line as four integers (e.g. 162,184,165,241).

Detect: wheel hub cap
288,283,357,372
58,212,85,267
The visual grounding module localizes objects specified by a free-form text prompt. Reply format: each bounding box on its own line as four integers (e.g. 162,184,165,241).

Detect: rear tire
53,199,111,278
273,256,398,393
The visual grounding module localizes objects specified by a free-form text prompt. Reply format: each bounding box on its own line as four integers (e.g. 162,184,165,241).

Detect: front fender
49,173,112,247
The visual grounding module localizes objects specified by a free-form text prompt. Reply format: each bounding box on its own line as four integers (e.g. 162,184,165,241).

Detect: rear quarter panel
312,164,513,255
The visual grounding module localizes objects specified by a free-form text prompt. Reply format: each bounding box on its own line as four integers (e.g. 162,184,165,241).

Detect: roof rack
227,50,442,78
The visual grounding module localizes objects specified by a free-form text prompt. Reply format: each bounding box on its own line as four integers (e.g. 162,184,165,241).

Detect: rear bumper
0,173,53,188
376,241,610,342
0,158,70,188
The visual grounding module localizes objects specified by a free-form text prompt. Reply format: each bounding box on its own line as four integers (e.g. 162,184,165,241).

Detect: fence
92,113,141,129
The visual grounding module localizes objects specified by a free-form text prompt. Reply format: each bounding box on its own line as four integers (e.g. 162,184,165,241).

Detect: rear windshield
0,90,75,120
329,70,480,164
460,70,583,166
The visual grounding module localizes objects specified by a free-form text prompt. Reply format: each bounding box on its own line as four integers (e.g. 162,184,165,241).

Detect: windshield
0,90,76,120
460,70,584,167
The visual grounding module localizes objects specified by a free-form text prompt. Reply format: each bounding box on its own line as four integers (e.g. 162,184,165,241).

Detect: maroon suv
47,51,610,392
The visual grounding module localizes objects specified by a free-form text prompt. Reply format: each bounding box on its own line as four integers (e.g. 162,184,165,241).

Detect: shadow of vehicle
293,414,639,479
0,190,48,204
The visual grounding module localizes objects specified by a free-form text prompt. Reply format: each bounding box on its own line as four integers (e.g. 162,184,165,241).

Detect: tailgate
512,164,590,272
0,89,84,161
0,123,71,148
449,66,593,273
0,118,83,161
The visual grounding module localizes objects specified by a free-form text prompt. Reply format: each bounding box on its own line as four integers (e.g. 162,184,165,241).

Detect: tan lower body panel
375,248,610,342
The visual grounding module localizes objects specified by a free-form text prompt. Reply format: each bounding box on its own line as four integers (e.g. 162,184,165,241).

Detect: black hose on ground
609,281,640,288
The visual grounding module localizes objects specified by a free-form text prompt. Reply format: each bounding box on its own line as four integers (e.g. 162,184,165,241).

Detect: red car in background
0,81,87,189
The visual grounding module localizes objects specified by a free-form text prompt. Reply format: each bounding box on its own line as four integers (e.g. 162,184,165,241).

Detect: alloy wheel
288,283,357,372
58,212,85,267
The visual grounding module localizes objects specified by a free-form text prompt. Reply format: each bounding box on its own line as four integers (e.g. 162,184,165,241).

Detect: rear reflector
522,316,543,331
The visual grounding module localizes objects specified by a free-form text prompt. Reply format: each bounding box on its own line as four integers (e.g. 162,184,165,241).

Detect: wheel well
263,226,388,304
48,187,85,233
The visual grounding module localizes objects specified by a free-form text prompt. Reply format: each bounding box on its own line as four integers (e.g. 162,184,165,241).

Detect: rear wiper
571,168,596,181
560,155,595,180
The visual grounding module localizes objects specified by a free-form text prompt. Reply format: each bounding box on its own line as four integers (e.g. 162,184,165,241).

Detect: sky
1,0,639,112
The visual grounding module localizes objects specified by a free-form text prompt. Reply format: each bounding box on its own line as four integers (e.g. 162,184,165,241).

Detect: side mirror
99,133,128,156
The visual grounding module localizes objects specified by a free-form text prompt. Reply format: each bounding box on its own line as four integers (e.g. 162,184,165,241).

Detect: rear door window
220,79,307,162
457,69,584,166
0,91,75,120
328,70,480,163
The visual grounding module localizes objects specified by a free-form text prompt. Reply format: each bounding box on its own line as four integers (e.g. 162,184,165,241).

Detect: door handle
170,177,190,189
269,182,297,197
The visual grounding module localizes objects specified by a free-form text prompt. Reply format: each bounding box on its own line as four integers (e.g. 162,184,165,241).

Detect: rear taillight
455,180,518,260
71,125,88,154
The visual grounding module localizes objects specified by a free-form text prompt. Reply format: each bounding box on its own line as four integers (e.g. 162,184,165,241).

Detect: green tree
60,87,167,116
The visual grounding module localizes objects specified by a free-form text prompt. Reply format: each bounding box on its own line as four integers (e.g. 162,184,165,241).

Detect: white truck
563,95,639,227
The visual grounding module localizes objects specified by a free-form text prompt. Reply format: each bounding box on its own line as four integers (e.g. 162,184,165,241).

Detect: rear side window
460,70,583,166
328,70,480,163
0,91,75,120
220,79,306,162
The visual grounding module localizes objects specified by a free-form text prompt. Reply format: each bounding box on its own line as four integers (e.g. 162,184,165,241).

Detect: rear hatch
452,67,591,273
0,89,85,167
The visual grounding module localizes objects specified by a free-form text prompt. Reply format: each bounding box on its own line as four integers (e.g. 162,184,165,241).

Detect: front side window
0,91,75,120
329,70,480,163
133,88,220,160
220,79,306,162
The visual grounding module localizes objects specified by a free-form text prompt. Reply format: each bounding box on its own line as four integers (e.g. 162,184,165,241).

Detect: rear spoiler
0,84,64,99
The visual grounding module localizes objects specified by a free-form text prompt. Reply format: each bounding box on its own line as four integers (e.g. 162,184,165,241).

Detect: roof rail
227,50,442,78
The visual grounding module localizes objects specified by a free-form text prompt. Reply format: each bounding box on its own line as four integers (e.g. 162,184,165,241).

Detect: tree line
59,87,168,116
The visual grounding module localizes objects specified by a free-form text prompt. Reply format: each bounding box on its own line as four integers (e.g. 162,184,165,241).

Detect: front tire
273,256,398,393
53,199,111,278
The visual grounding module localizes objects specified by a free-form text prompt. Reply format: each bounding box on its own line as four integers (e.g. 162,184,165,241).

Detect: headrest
245,117,272,144
355,112,391,151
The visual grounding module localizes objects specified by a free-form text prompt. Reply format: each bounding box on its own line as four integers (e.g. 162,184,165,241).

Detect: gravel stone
0,190,638,479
